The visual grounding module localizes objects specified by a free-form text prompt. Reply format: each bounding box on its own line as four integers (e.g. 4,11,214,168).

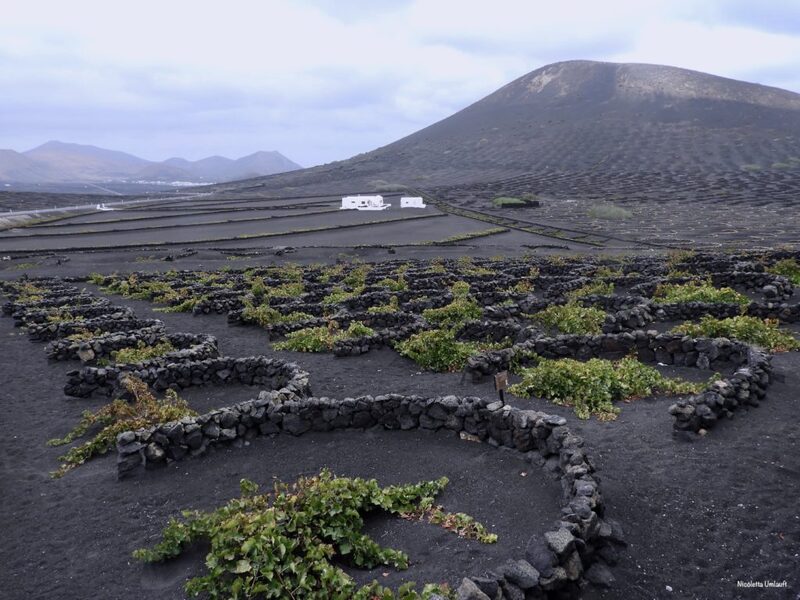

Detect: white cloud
1,0,799,164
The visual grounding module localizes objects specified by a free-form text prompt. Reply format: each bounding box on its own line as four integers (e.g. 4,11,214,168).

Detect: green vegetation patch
422,295,482,327
47,377,194,477
394,328,497,372
768,258,800,285
510,356,702,420
274,321,375,352
107,340,176,365
567,281,614,299
431,227,507,244
492,197,528,208
241,301,313,328
154,296,206,313
672,315,799,352
530,302,606,334
653,279,750,306
135,469,495,599
367,296,401,314
6,281,46,303
322,286,364,306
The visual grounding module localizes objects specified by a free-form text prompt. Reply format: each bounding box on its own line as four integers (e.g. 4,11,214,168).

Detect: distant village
340,194,425,210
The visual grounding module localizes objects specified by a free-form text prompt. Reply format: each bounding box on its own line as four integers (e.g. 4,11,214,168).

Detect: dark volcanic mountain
0,141,301,185
215,60,800,201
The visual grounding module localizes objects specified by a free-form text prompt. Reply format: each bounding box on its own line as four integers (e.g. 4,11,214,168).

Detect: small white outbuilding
340,195,391,210
400,196,426,208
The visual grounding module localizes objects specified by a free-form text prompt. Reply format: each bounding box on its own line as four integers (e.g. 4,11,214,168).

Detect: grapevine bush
768,258,800,285
509,356,703,420
567,281,614,299
101,340,176,365
672,315,799,352
47,377,195,477
653,280,749,306
274,321,375,352
395,329,493,372
241,301,313,328
135,469,497,599
530,302,606,334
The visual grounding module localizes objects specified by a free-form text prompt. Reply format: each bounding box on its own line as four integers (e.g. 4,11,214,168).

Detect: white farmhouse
400,196,426,208
340,195,391,210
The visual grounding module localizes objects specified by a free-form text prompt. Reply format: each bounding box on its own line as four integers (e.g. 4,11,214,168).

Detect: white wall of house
341,195,390,210
400,196,426,208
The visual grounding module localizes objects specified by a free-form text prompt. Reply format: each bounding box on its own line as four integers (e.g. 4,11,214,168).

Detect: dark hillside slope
215,60,800,196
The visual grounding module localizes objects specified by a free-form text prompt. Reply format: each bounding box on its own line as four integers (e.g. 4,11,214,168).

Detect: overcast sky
2,0,800,166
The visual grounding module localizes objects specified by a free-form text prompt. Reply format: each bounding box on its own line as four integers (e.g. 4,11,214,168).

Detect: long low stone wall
331,319,428,357
629,272,794,301
65,355,310,399
27,314,164,342
668,346,772,433
116,394,625,599
45,328,216,363
14,301,130,327
465,330,772,434
3,293,98,316
603,299,800,334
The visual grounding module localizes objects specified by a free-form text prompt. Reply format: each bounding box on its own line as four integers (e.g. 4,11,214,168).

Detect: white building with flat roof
340,195,391,210
400,196,426,208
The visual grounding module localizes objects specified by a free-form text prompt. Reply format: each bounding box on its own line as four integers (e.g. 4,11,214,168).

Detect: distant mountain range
0,141,301,184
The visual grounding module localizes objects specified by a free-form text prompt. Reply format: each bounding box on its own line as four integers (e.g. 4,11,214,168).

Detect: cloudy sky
2,0,800,166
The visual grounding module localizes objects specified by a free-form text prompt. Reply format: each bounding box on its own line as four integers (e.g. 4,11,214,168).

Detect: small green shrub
568,281,614,299
531,302,606,334
672,315,799,352
768,258,800,285
367,296,401,314
8,261,38,271
422,297,482,327
492,197,527,208
154,296,204,313
322,286,364,305
47,377,194,477
511,279,534,294
274,321,376,352
378,274,407,292
424,260,447,274
8,281,45,302
241,302,312,328
740,163,762,171
653,280,749,306
268,282,305,298
46,310,81,324
343,264,372,287
274,325,335,352
319,263,346,283
450,281,471,297
594,266,623,279
135,469,492,599
509,356,702,420
65,329,95,342
109,340,175,364
456,256,494,276
394,329,488,372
